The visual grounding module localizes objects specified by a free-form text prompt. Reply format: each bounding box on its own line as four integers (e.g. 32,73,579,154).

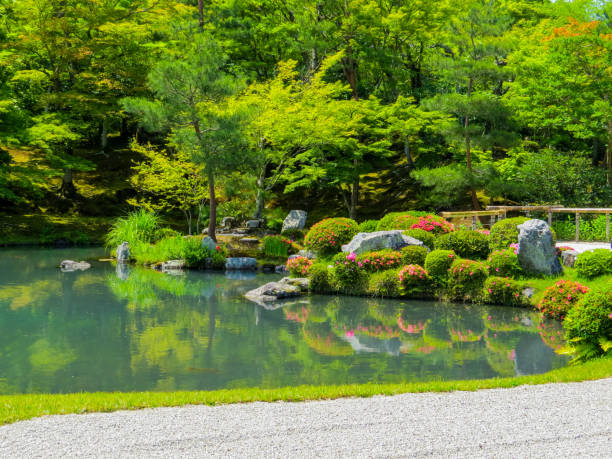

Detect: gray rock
245,281,301,307
522,287,535,299
221,216,235,228
297,249,317,259
279,277,309,292
161,260,186,272
561,249,579,268
239,237,260,244
282,210,307,232
225,257,257,270
275,265,288,274
201,236,217,252
341,231,423,255
246,219,261,229
59,260,91,272
116,242,130,262
517,219,562,275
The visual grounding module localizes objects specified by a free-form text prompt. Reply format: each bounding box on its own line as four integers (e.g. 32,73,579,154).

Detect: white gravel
556,241,611,253
1,379,612,458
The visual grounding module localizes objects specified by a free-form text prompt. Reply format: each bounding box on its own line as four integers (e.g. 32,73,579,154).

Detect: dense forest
0,0,611,234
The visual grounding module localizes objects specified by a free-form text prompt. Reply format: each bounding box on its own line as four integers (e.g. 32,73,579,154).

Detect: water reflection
0,248,569,395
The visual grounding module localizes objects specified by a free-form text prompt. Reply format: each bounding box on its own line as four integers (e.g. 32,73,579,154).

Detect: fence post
490,214,496,228
607,213,610,242
547,211,552,227
471,216,477,230
575,212,580,242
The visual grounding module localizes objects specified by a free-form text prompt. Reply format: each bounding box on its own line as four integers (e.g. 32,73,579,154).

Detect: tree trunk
253,189,265,220
198,0,204,29
343,45,359,101
207,170,217,242
464,77,480,210
404,137,413,169
60,168,76,197
100,117,109,153
607,119,612,186
349,175,359,221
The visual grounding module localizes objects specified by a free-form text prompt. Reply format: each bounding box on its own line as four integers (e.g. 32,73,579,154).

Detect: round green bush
357,219,379,233
398,264,432,298
487,248,522,278
369,269,400,298
489,217,529,251
403,228,435,249
304,218,358,255
536,280,589,320
376,211,430,231
286,256,313,277
424,249,457,282
574,249,612,279
400,245,428,266
356,249,403,272
447,259,489,302
308,263,331,293
483,276,525,307
564,287,612,348
435,229,489,259
331,256,368,294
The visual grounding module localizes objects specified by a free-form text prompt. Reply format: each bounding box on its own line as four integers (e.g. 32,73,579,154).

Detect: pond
0,248,569,394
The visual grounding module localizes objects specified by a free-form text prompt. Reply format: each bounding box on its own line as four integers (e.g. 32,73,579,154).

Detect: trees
123,30,245,240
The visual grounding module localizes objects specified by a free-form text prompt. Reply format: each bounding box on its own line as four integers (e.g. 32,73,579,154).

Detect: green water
0,248,568,394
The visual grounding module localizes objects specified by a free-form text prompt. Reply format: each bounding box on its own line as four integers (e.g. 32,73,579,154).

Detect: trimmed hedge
564,287,612,351
489,217,529,251
369,269,401,297
400,245,428,266
376,211,430,231
424,249,457,284
482,276,525,307
435,229,489,259
487,248,522,278
574,249,612,279
403,228,435,249
304,218,358,255
447,259,489,302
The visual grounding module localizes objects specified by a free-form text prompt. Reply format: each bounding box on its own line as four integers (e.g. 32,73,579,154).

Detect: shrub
369,269,401,298
308,263,331,293
400,245,428,266
398,264,432,298
574,249,612,279
435,229,489,259
304,218,358,255
358,219,379,233
482,276,525,307
403,228,435,249
424,249,457,284
280,228,305,242
106,209,161,250
537,280,590,320
331,254,368,294
447,259,489,301
489,217,529,251
356,249,403,272
262,235,294,257
564,288,612,357
286,256,313,277
376,211,430,231
410,215,455,235
487,248,522,278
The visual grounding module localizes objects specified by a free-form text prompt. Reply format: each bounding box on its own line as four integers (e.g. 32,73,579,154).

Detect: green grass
520,267,612,304
1,356,611,425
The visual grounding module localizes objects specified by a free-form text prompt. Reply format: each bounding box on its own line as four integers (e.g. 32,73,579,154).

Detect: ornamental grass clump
411,215,455,235
286,256,313,277
536,280,589,320
304,218,358,255
424,249,456,286
403,228,435,249
482,276,526,307
262,235,295,257
400,245,428,266
356,249,403,272
574,249,612,279
447,259,489,302
487,248,522,278
369,269,401,298
398,264,432,298
434,229,489,259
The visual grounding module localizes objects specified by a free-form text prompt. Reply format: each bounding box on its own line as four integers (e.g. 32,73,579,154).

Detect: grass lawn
1,356,611,426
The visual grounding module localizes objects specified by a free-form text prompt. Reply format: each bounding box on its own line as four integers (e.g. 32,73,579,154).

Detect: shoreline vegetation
1,355,610,426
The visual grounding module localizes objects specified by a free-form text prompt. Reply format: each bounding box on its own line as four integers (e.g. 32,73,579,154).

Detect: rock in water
282,210,307,232
246,219,261,229
60,260,91,272
245,281,302,308
225,257,257,270
116,242,130,262
517,219,562,275
341,231,423,255
201,236,217,252
161,260,186,273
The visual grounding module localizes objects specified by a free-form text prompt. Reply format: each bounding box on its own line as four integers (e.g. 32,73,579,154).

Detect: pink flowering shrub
286,256,313,277
487,248,522,278
398,264,432,297
304,218,358,255
411,215,455,235
447,259,489,301
482,276,526,307
476,229,490,236
331,252,368,294
356,249,403,272
536,280,589,320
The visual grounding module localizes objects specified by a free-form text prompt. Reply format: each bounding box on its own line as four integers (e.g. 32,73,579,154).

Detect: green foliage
424,250,457,285
483,277,525,307
403,229,435,250
489,217,529,251
280,229,305,242
575,249,612,279
376,211,430,231
330,259,368,295
357,220,379,233
435,230,489,260
447,259,489,302
398,264,432,298
400,245,428,267
356,249,403,272
487,248,522,278
537,280,590,320
368,270,401,298
304,218,358,255
262,235,293,258
105,209,161,251
308,264,332,293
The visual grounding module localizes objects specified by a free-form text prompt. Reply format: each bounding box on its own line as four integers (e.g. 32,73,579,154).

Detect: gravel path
556,241,611,253
2,379,612,458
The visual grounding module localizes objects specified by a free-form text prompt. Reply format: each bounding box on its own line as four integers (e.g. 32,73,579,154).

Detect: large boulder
201,236,217,252
341,230,423,255
225,257,257,270
517,219,562,275
116,242,130,262
282,210,307,232
59,260,91,272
